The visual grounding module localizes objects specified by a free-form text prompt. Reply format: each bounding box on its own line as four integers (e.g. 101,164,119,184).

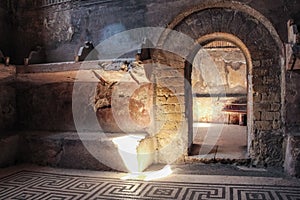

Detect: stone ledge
19,131,153,172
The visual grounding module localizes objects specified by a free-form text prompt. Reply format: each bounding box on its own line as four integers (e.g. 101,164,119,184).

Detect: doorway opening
188,38,249,160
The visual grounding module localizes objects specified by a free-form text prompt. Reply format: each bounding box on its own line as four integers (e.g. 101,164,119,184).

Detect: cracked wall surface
156,5,285,166
192,47,247,123
284,71,300,177
3,0,300,64
0,0,299,173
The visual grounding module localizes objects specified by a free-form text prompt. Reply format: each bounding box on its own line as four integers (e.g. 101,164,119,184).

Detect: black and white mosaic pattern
0,171,299,200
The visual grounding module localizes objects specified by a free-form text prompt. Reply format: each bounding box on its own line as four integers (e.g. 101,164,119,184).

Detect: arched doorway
186,33,253,160
154,2,285,166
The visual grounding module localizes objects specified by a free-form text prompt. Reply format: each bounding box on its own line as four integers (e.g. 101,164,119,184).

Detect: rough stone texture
151,52,188,164
4,0,300,64
251,130,284,166
154,6,285,166
284,71,300,176
286,71,300,132
284,134,300,177
16,73,154,132
1,0,299,173
19,132,121,171
0,65,16,131
19,131,155,172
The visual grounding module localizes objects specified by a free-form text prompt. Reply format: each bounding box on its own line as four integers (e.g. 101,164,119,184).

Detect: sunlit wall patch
72,27,225,177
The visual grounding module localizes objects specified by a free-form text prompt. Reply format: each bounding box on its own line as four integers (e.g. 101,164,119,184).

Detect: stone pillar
284,134,300,177
152,50,188,164
251,58,284,166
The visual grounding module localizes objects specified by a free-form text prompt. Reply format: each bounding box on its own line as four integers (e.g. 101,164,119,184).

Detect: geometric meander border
0,171,299,200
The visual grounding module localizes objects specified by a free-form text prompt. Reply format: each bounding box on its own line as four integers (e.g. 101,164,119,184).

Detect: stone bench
222,103,247,125
18,131,154,173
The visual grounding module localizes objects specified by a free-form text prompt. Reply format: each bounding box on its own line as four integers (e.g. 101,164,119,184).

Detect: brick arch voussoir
173,8,279,62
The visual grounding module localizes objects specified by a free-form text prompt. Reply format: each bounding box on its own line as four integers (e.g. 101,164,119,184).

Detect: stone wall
6,0,300,64
11,0,147,64
0,4,10,61
284,71,300,176
16,65,154,133
284,134,300,177
152,51,187,164
0,65,18,167
0,85,16,130
14,67,156,171
17,82,76,131
0,65,16,131
153,5,285,166
286,71,300,132
1,0,299,170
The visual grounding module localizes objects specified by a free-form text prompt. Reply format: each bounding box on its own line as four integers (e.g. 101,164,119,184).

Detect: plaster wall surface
192,48,247,123
0,65,16,131
0,0,300,172
0,4,10,60
6,0,300,64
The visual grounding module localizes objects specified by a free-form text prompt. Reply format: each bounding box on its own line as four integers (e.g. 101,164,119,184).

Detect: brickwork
150,51,187,163
1,0,298,171
153,7,284,166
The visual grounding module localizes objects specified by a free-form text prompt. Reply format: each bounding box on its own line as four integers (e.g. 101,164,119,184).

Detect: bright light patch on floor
112,134,146,173
193,122,212,128
121,165,173,181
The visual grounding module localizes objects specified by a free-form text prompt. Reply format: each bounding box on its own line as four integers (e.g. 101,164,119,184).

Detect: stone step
19,131,155,172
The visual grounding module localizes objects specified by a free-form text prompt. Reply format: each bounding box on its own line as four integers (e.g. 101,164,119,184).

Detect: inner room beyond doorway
191,40,248,160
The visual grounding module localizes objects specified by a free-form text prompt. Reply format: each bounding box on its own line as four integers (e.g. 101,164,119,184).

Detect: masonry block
254,121,272,131
284,134,300,177
271,103,281,111
253,111,261,121
261,112,280,121
254,103,271,111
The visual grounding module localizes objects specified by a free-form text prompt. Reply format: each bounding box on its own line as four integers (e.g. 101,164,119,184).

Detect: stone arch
163,0,283,53
153,1,285,166
185,32,253,156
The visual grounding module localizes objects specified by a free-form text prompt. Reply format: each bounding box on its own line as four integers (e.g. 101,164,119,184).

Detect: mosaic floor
0,169,300,200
